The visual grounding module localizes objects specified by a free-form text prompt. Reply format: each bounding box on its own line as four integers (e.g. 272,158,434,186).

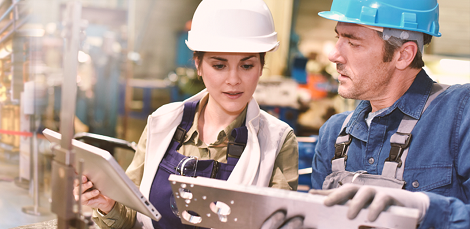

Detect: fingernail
93,190,99,195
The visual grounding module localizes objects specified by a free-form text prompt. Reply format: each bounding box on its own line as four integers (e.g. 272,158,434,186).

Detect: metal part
169,175,420,229
51,146,78,224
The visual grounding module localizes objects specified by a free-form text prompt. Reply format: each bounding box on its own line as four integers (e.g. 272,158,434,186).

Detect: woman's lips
223,92,243,99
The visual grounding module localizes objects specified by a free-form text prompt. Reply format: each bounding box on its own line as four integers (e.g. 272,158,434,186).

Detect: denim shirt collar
345,69,434,142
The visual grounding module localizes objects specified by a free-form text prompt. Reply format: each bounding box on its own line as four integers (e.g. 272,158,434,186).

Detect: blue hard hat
318,0,441,37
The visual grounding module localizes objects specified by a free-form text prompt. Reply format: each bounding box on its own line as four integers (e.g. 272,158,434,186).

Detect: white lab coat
135,89,293,228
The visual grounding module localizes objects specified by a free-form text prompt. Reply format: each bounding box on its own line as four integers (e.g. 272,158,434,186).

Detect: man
263,0,469,228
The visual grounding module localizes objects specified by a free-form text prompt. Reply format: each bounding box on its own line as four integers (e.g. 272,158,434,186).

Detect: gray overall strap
332,112,354,172
382,83,450,180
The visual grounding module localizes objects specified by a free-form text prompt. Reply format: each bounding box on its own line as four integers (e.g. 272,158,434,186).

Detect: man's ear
396,41,418,70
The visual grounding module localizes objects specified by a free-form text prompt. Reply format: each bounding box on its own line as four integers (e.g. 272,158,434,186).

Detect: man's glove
260,210,304,229
309,183,430,223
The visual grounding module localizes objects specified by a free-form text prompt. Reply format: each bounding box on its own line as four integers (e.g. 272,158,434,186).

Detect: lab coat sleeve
269,130,299,190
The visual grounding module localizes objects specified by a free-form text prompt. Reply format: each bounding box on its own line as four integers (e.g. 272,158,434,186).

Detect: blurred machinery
0,0,29,155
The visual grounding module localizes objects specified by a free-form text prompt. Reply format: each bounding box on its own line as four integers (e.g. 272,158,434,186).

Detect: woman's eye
241,64,254,70
212,64,225,70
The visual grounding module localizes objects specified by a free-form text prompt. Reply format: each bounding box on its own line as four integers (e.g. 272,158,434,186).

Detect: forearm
419,192,470,229
92,202,137,228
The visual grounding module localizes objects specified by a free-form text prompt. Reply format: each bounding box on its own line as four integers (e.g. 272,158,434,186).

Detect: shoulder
315,111,353,150
149,89,209,118
258,109,292,131
430,83,470,115
149,102,183,117
441,83,470,99
320,111,352,135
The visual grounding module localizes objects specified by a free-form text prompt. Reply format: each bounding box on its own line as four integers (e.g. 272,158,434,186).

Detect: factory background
0,0,468,227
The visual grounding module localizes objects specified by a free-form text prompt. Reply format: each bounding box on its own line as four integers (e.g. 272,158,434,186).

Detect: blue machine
297,136,318,191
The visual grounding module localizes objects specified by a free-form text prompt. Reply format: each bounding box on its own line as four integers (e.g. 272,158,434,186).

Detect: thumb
279,217,303,229
261,211,286,229
308,189,334,196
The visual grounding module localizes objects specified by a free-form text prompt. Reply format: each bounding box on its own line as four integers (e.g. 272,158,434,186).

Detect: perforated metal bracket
168,175,419,229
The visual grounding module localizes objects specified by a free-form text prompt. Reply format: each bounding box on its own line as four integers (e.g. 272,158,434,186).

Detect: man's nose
328,42,344,64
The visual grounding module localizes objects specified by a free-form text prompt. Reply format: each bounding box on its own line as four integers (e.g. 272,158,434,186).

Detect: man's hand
309,183,430,222
260,210,305,229
73,175,116,214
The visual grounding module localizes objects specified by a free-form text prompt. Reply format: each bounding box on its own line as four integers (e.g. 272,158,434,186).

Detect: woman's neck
198,99,244,144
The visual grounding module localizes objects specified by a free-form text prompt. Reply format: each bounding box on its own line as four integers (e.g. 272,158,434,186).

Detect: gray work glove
260,210,304,229
309,183,430,223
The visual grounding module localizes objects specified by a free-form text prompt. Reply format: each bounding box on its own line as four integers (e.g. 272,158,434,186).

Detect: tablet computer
43,128,161,222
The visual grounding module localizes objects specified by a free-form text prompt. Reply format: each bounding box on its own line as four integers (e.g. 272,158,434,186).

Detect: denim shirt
311,70,470,228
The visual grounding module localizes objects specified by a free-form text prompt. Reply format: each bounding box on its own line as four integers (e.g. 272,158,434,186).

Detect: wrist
99,200,116,215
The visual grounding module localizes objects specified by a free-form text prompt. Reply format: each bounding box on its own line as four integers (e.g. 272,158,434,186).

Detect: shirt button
412,180,420,188
368,157,375,164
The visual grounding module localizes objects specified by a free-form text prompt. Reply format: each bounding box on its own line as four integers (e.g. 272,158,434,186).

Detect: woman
75,0,298,228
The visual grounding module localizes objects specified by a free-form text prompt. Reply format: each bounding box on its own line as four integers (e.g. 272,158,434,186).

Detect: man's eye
348,41,358,47
242,64,253,70
213,64,225,70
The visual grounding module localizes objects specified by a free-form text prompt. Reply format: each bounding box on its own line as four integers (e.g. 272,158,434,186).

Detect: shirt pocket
404,164,452,195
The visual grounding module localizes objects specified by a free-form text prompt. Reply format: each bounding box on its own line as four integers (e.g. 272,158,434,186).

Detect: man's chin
338,87,357,100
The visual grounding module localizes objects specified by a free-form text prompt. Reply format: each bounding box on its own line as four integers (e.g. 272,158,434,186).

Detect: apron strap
227,124,248,159
171,101,199,151
332,112,354,172
383,83,450,180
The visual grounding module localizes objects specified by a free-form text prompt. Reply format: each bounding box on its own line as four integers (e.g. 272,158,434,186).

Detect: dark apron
149,101,247,229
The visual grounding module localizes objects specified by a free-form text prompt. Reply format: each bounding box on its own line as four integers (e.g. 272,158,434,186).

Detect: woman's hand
74,175,116,214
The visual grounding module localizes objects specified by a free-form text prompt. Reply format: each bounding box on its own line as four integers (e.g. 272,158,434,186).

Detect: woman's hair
193,51,267,72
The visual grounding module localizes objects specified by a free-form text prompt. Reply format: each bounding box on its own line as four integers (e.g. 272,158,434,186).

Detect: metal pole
21,36,49,216
22,129,49,215
49,1,88,228
123,0,135,139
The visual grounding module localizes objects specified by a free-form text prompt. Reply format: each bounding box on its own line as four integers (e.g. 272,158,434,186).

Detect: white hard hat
186,0,279,53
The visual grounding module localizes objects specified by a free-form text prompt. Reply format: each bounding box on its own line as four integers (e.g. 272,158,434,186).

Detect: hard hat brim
318,11,442,37
185,37,280,53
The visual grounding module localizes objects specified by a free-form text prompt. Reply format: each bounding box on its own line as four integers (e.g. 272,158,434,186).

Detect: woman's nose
226,68,241,85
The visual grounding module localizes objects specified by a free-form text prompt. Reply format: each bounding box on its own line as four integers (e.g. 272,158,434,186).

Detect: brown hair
378,31,432,69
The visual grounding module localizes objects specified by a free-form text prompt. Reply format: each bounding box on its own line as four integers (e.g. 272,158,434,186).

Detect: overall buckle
386,132,412,167
333,135,352,161
227,142,245,159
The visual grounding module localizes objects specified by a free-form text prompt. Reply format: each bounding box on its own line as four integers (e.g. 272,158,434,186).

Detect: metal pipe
0,0,21,23
59,1,80,153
